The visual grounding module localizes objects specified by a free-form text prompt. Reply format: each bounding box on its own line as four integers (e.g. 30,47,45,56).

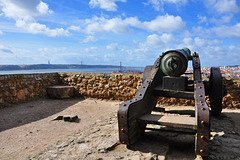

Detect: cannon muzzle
160,48,191,77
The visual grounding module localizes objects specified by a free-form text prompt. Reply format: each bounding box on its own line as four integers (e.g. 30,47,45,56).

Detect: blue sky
0,0,239,67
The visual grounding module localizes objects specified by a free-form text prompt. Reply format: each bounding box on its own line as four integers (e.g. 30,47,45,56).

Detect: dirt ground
0,98,120,160
0,98,240,160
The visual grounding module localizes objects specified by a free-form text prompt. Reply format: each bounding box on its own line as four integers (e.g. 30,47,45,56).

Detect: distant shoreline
0,64,120,71
0,66,145,75
0,68,120,75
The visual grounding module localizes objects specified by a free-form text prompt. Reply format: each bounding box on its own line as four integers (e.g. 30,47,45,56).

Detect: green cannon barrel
160,48,191,77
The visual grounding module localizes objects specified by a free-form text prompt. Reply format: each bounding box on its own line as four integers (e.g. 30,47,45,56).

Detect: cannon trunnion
118,49,225,157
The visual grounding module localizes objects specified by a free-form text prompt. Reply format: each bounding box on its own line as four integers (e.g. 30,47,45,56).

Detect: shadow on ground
127,109,240,159
128,108,196,159
209,112,240,159
0,96,84,132
130,130,196,159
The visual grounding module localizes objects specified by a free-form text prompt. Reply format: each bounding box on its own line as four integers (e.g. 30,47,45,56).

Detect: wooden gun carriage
118,48,225,157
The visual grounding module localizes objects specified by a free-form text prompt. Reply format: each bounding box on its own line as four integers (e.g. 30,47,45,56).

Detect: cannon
118,48,226,157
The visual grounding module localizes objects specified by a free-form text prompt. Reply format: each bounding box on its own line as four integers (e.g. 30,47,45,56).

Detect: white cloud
84,16,131,34
198,14,233,25
143,33,175,48
210,14,233,24
197,15,207,24
67,25,82,32
104,53,116,60
193,23,240,38
214,0,239,13
0,0,69,37
106,43,119,50
228,45,240,60
145,0,187,11
0,45,14,54
16,20,69,37
211,23,240,38
126,33,177,63
141,14,185,33
38,47,67,58
89,0,126,11
39,47,51,53
182,37,192,45
205,0,239,14
183,37,222,48
85,47,98,53
36,1,53,15
39,47,67,53
125,47,158,64
194,37,206,47
0,0,52,21
0,30,3,34
82,35,98,43
144,0,162,11
84,14,185,34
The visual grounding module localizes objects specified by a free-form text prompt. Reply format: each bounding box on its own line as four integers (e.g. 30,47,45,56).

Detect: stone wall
59,73,142,101
0,73,59,105
0,72,239,109
59,73,240,108
222,77,240,108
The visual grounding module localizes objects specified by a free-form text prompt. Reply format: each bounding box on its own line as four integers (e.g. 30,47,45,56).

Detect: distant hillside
0,64,119,71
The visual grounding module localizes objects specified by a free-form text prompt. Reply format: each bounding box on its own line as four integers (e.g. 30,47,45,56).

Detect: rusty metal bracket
195,82,210,156
118,80,151,145
118,58,163,145
192,52,201,81
192,54,210,156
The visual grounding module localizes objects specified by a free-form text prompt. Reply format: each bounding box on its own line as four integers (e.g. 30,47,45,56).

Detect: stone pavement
27,108,240,160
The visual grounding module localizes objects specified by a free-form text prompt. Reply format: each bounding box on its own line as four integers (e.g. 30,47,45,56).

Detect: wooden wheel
209,67,223,116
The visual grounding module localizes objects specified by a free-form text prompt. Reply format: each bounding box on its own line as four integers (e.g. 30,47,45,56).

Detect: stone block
46,85,74,99
17,90,26,100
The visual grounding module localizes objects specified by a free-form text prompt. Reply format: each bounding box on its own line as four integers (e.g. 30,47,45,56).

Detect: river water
0,67,144,75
